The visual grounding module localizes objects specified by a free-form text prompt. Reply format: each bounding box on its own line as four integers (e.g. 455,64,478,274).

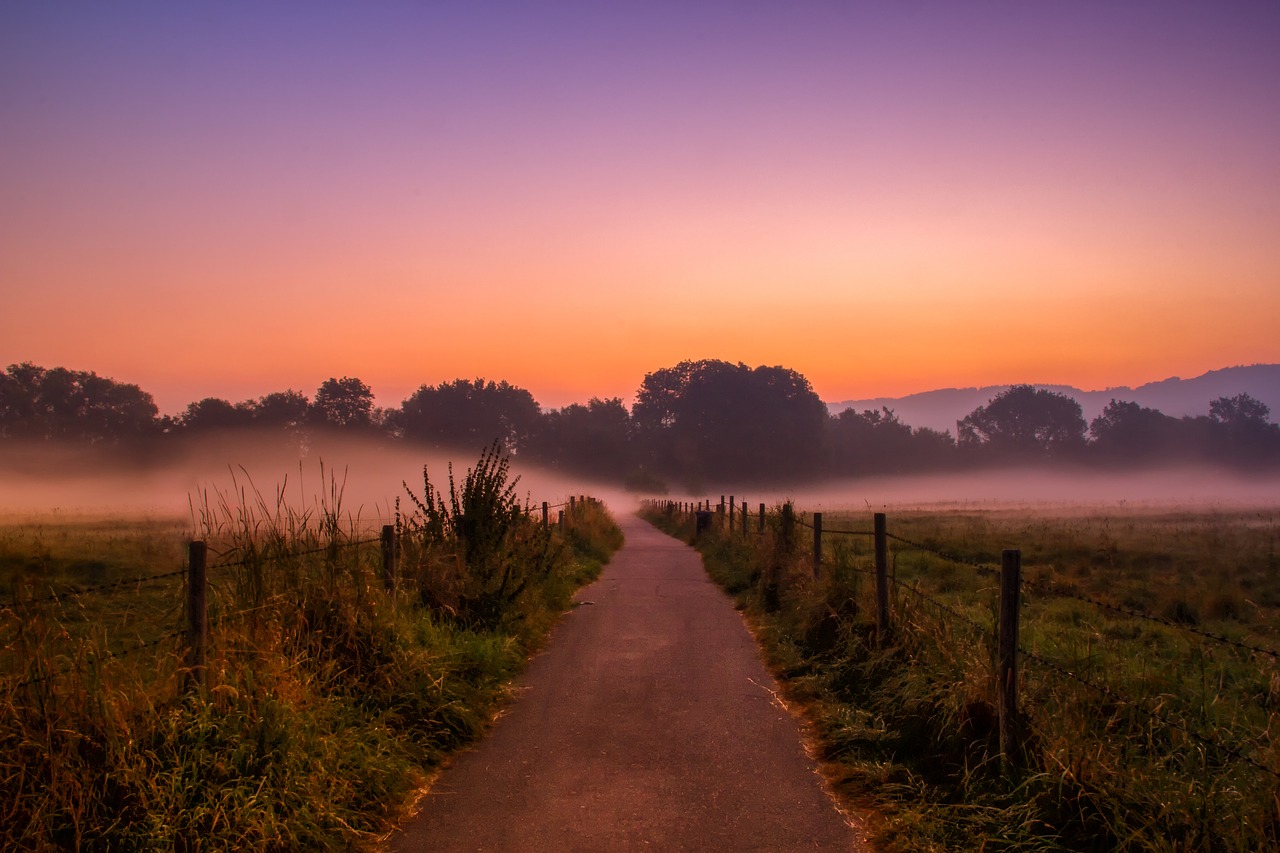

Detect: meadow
643,500,1280,852
0,449,623,851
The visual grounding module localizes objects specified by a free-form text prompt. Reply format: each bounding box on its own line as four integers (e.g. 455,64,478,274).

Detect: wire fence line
882,528,1279,660
795,517,876,538
1022,578,1280,661
884,532,1002,580
209,535,383,570
7,494,570,607
12,628,189,690
1,567,189,610
4,494,593,694
647,496,1280,781
892,576,992,637
882,520,1280,780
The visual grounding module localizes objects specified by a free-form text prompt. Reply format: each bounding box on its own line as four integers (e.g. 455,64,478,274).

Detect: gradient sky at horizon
3,1,1278,416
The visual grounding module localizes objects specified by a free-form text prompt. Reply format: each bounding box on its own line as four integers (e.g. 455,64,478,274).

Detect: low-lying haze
3,437,1278,524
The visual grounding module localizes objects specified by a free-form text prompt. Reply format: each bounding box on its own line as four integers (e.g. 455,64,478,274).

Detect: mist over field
3,432,1278,522
699,467,1280,514
0,435,627,524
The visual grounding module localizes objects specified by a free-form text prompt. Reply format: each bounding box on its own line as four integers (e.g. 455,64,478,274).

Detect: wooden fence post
874,512,891,643
780,502,794,553
542,501,549,527
759,503,765,534
729,496,735,529
187,540,207,693
741,496,748,535
380,524,396,592
999,549,1022,764
812,512,823,577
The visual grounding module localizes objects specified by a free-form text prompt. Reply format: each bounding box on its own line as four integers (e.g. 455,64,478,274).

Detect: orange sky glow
2,3,1277,415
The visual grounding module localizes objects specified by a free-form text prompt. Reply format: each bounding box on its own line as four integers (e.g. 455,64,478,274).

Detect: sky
3,1,1278,417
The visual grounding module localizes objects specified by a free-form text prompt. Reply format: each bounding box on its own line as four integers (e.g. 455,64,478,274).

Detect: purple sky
3,1,1278,414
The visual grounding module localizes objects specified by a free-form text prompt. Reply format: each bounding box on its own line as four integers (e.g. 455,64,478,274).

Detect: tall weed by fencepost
401,441,557,629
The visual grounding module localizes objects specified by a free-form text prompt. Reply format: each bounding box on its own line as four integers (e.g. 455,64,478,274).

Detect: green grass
1,475,622,851
643,502,1280,852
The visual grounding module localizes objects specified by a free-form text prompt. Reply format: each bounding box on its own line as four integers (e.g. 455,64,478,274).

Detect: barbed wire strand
210,535,382,570
2,567,189,610
884,530,1280,659
885,532,1002,580
1023,579,1280,661
11,628,187,690
891,575,992,637
819,559,877,577
796,519,875,537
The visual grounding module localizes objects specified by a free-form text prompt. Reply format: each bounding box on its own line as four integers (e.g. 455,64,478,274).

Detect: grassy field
644,501,1280,852
1,456,623,851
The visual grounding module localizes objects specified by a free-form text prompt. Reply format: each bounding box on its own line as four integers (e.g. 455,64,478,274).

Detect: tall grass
1,453,621,851
643,503,1280,852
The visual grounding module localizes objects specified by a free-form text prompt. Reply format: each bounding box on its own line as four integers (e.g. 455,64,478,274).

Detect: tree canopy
1089,399,1184,462
0,362,158,444
530,397,635,478
4,360,1280,479
957,385,1087,458
634,360,827,482
400,378,541,454
311,377,376,429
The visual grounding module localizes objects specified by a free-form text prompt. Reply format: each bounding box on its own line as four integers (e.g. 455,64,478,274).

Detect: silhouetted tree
824,404,957,471
827,407,914,474
0,362,159,444
180,397,253,431
531,397,634,478
827,407,959,474
311,377,375,429
912,426,961,469
633,360,827,482
401,378,541,454
1089,399,1185,463
1209,393,1271,428
1204,393,1280,465
958,385,1086,459
251,390,311,429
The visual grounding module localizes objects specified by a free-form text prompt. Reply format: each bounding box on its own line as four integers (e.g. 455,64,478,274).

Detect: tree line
2,360,1277,486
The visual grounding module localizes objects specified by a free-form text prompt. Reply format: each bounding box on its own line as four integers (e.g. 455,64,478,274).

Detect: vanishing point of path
388,512,863,852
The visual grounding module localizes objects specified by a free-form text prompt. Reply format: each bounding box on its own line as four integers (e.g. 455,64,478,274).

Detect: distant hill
827,364,1280,434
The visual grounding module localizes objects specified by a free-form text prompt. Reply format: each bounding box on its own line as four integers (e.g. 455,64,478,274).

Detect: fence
2,495,600,695
642,496,1280,781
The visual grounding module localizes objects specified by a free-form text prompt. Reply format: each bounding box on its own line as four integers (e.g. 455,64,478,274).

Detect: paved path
387,513,862,851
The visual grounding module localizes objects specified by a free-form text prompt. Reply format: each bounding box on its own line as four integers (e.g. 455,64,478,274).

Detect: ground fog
0,435,634,526
669,466,1280,514
3,438,1278,523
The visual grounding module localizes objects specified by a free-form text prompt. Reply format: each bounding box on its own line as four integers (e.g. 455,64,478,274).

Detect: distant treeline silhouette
2,360,1278,485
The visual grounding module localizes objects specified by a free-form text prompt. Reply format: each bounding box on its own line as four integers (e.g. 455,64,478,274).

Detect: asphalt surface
387,512,862,852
